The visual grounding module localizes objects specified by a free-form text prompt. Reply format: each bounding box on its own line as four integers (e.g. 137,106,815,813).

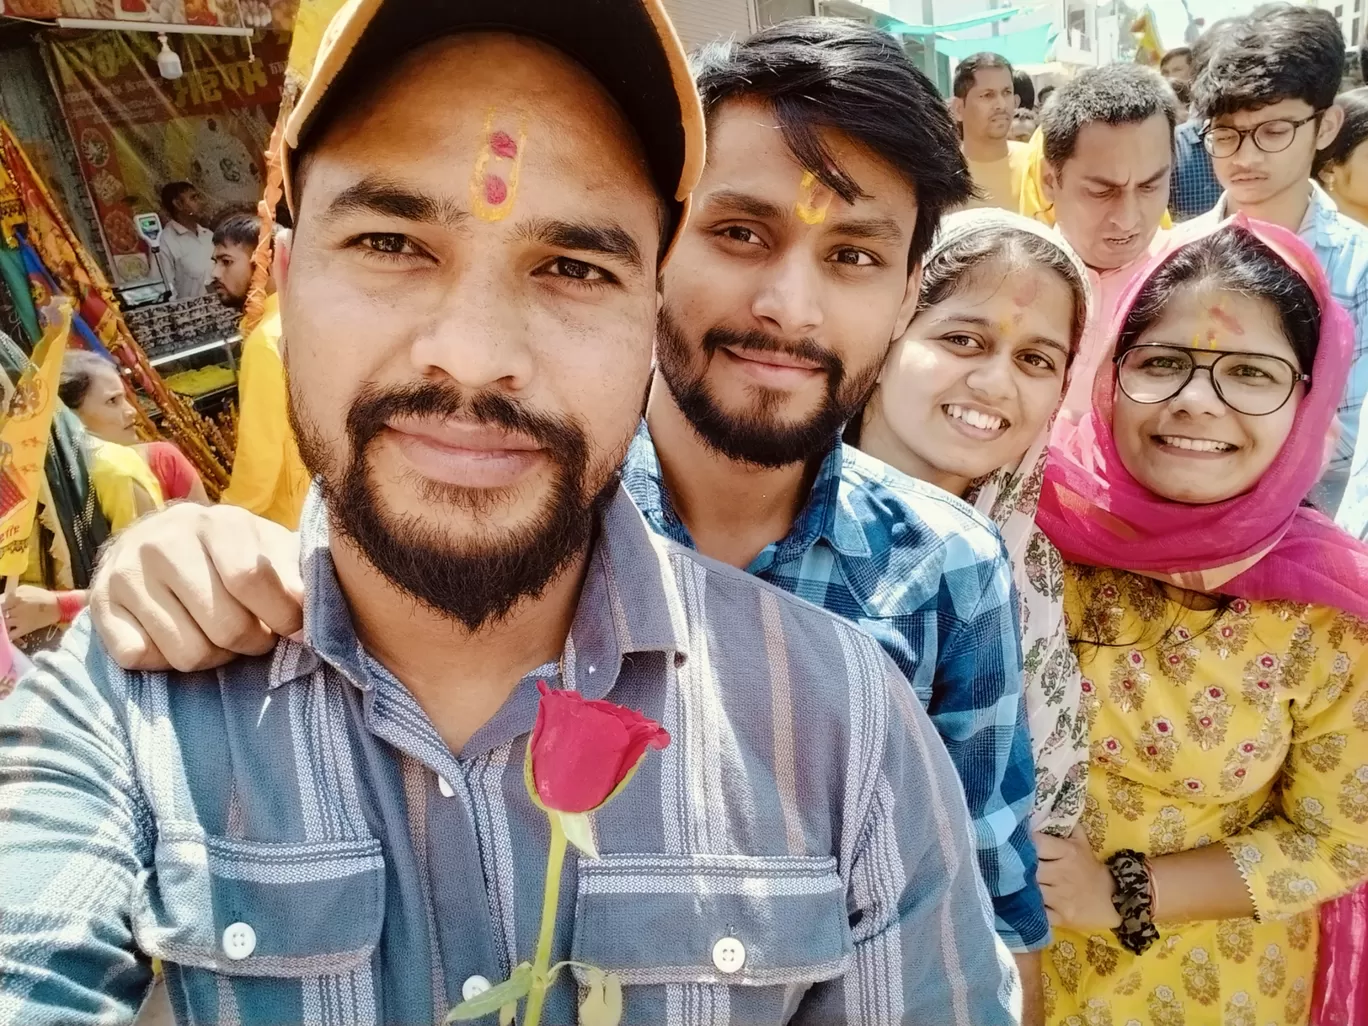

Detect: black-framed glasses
1201,111,1323,159
1116,344,1311,416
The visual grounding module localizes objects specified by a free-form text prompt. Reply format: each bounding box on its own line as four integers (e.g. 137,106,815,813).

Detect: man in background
1160,45,1193,87
1171,20,1235,221
207,212,258,308
1013,68,1035,114
213,211,308,529
1193,2,1368,514
1040,64,1176,418
953,51,1030,210
157,181,213,302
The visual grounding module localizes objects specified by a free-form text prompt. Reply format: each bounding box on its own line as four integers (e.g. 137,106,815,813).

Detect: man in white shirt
157,181,213,301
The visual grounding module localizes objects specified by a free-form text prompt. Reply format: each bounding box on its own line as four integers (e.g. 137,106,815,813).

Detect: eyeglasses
1115,344,1311,416
1200,111,1323,159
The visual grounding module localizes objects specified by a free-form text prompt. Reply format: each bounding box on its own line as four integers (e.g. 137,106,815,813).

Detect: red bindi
484,174,508,205
489,131,518,160
1012,277,1039,308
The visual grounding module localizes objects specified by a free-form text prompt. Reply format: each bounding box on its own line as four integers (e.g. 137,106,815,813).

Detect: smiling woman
847,207,1093,838
1034,217,1368,1026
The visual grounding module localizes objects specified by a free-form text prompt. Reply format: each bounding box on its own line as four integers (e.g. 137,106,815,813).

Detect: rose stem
523,813,569,1026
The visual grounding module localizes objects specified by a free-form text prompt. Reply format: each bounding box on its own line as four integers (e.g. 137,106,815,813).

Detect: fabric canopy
934,22,1058,63
878,5,1029,37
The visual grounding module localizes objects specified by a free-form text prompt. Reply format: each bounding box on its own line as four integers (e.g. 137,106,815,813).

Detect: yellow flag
0,302,72,578
285,0,350,98
1131,8,1164,67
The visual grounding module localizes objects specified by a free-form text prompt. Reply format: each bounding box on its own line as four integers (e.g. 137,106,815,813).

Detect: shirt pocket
131,823,385,977
570,852,851,994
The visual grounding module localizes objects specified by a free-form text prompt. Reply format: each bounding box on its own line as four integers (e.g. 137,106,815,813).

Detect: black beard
291,379,616,631
655,306,880,468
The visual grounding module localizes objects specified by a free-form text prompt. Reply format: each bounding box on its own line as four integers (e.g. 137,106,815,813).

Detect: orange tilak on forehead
469,110,527,222
1193,299,1246,349
793,170,833,225
997,275,1040,333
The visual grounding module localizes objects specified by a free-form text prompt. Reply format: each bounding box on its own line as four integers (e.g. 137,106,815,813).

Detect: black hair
1190,17,1240,77
1013,69,1035,111
693,18,971,268
1041,64,1178,168
58,349,119,411
844,223,1089,447
212,211,261,250
952,51,1014,100
1160,46,1192,73
1115,223,1320,373
1315,87,1368,178
1191,3,1345,120
1037,84,1056,108
1171,78,1192,107
160,181,194,213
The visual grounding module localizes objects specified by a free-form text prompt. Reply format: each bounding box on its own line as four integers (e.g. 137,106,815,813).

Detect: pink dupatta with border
1037,213,1368,618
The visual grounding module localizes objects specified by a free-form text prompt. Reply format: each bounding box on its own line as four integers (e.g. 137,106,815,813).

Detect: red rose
528,681,670,813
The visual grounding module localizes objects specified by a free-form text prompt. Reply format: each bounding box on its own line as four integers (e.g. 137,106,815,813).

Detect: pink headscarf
1037,213,1368,619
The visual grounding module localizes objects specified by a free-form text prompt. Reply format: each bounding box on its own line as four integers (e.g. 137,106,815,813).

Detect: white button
222,922,256,960
712,936,746,974
462,975,493,1001
437,775,455,798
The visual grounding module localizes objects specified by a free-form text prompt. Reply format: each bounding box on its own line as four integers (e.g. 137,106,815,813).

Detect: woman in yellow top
57,350,169,530
1034,216,1368,1025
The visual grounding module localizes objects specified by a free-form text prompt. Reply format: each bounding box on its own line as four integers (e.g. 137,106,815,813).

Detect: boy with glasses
1192,2,1368,513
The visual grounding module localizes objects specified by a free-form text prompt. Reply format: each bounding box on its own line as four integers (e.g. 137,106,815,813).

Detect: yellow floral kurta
1044,565,1368,1026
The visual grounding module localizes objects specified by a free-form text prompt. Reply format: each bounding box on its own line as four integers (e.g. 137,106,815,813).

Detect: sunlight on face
862,259,1075,496
1112,285,1305,505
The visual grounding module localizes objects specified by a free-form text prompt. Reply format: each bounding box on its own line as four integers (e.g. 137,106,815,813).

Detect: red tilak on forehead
489,131,518,160
1012,277,1039,308
1208,304,1245,336
484,175,508,205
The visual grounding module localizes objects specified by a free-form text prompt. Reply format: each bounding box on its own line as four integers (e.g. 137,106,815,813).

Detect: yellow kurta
1045,565,1368,1026
220,293,309,529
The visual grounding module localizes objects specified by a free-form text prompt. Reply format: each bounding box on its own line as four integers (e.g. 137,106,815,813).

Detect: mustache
345,381,585,457
701,326,843,381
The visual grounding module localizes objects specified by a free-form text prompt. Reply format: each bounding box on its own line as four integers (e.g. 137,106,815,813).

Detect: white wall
663,0,758,49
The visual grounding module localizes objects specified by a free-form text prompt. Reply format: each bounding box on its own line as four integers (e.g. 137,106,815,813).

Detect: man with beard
0,3,1021,1024
952,51,1030,211
208,212,261,308
81,16,1046,1013
212,212,309,527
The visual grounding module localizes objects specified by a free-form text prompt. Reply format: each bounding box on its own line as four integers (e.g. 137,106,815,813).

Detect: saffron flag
1131,7,1164,67
0,301,72,577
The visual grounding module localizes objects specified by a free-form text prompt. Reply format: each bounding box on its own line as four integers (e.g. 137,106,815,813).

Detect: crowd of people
0,0,1367,1024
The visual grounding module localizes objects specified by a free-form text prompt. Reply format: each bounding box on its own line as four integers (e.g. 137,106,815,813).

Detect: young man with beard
0,3,1020,1024
1191,3,1368,514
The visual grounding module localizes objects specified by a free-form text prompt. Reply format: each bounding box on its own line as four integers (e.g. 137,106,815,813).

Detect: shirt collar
622,421,857,563
165,219,200,237
276,481,691,695
1212,181,1331,236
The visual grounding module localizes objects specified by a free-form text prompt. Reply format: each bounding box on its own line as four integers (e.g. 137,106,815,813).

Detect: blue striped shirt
623,427,1046,952
0,486,1020,1025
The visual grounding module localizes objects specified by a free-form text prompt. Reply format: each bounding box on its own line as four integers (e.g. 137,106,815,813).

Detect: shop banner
0,0,293,31
45,28,291,284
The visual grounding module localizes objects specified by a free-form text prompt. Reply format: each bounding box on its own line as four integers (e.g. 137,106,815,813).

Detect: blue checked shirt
0,485,1021,1025
1171,120,1222,222
1200,185,1368,513
624,427,1046,952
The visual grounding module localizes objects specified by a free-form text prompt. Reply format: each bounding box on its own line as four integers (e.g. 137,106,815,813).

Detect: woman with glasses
1032,217,1368,1026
